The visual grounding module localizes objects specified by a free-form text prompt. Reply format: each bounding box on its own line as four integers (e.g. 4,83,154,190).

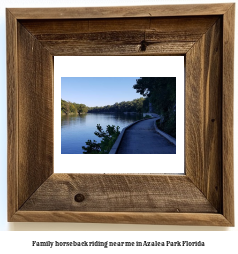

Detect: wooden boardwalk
116,118,176,154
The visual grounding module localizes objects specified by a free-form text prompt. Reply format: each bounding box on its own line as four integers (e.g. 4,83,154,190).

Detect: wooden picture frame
7,3,234,226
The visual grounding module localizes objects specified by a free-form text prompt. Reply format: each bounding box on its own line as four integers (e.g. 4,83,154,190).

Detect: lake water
61,113,143,154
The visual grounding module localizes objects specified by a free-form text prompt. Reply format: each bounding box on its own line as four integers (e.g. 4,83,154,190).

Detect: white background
0,0,237,252
54,56,184,173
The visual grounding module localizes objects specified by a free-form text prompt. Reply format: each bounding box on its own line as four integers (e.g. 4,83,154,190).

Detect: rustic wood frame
7,3,234,226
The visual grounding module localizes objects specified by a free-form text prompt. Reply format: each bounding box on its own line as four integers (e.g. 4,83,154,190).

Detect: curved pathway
116,118,176,154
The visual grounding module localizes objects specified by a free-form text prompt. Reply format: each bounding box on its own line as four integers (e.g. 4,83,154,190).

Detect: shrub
82,124,120,154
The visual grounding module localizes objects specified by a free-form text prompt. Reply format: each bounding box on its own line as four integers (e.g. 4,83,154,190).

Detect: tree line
88,98,144,113
61,99,88,114
61,98,145,115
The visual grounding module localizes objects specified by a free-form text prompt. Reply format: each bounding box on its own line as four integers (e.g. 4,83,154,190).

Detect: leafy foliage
133,77,176,138
62,97,145,115
61,99,88,114
82,124,120,154
81,139,101,154
88,98,144,113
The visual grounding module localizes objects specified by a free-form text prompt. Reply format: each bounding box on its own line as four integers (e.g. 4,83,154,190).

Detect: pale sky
61,77,142,107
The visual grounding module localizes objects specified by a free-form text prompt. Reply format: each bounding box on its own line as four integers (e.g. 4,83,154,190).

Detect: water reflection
61,114,87,126
61,113,143,154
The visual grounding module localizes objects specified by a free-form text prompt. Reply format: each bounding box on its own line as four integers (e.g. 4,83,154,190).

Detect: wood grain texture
186,18,223,212
222,4,235,226
38,41,193,56
20,16,218,34
19,17,218,56
7,9,18,221
18,23,54,208
8,3,233,19
20,174,217,213
6,5,234,225
11,211,232,226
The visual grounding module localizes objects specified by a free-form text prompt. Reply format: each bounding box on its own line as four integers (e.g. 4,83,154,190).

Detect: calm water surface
61,113,143,154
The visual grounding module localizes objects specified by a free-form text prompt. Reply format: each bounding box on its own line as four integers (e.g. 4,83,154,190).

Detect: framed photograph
54,56,184,174
7,3,234,225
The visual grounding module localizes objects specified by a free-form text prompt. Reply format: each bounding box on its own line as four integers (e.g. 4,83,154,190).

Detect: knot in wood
140,40,147,51
74,193,85,202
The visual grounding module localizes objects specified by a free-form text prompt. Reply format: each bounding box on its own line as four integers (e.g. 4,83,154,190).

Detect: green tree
62,99,89,114
69,102,77,113
82,124,120,154
61,99,68,114
133,77,176,137
75,103,88,114
88,98,144,114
